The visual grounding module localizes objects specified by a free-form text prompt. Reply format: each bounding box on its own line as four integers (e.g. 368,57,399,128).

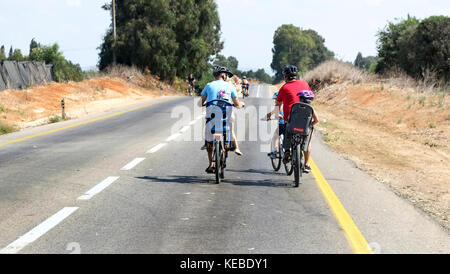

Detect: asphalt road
0,85,449,254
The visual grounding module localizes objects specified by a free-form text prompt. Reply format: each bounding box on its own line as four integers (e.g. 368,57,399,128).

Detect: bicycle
205,99,234,184
284,102,314,187
188,82,195,96
266,120,293,175
242,84,249,98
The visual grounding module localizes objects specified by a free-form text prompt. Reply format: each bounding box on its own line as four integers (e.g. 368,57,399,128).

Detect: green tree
8,46,13,60
9,49,25,61
254,69,272,83
376,15,420,75
376,15,449,81
271,24,334,82
29,38,40,56
213,54,240,74
413,16,450,81
99,0,223,81
354,52,364,68
303,29,334,66
0,45,6,60
30,43,83,82
354,52,378,71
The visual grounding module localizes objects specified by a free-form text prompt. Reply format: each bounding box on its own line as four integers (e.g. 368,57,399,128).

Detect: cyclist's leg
231,112,243,155
303,128,314,169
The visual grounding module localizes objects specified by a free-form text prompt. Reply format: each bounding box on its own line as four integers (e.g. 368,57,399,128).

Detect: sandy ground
313,81,449,230
0,77,180,129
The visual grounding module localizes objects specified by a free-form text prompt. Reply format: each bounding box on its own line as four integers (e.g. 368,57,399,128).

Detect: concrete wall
0,61,54,91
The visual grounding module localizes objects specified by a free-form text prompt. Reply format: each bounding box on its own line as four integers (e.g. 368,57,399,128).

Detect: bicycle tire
271,137,282,171
214,141,221,184
293,143,301,187
220,142,225,179
284,139,294,175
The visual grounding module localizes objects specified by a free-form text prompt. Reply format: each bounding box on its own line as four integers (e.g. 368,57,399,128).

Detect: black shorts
279,123,286,136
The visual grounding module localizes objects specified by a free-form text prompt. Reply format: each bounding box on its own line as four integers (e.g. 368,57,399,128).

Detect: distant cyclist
200,66,245,173
274,65,314,170
187,73,196,95
241,76,249,97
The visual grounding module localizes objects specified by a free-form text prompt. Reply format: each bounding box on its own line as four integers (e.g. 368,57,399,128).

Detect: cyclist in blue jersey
201,66,245,173
266,91,285,159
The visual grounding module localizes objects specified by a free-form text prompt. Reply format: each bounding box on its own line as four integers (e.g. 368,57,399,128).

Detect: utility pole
112,0,117,64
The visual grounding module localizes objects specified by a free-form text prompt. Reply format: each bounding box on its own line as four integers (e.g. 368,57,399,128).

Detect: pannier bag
286,102,314,136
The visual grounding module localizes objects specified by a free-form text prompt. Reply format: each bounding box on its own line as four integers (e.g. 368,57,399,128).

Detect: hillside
304,61,450,229
0,70,181,130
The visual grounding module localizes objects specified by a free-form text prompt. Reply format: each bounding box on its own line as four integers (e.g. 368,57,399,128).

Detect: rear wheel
293,143,302,187
220,142,226,179
214,141,221,184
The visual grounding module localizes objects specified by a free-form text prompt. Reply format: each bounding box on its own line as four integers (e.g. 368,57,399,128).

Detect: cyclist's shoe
205,166,215,174
267,152,277,159
235,149,243,156
304,164,311,173
200,144,207,150
283,150,291,164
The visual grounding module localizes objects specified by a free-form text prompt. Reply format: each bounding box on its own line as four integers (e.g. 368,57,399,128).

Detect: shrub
0,121,17,135
303,60,375,91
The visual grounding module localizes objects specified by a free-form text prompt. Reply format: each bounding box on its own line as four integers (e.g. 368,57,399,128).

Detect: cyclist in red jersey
274,65,313,164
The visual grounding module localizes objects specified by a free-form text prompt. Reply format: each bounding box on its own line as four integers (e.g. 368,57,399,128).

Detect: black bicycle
285,102,314,187
242,84,249,98
267,122,293,175
206,99,234,184
188,82,195,96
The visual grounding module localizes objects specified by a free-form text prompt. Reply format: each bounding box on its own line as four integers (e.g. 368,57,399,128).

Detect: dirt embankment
0,75,181,129
313,81,450,229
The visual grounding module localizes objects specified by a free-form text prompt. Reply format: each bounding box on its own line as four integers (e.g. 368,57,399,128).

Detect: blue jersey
279,110,285,125
201,80,237,103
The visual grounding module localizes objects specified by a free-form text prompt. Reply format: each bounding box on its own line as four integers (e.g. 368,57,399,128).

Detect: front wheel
271,135,282,171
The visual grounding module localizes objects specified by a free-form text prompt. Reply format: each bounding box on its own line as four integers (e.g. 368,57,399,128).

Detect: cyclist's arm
200,96,207,107
232,97,244,108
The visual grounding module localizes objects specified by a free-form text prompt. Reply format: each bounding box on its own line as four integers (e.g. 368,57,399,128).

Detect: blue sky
0,0,448,74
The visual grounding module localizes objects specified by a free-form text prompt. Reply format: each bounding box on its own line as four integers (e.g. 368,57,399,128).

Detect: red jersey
276,80,312,122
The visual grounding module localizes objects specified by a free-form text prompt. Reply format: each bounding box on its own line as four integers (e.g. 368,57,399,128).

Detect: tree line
98,1,334,86
375,15,449,81
0,39,83,82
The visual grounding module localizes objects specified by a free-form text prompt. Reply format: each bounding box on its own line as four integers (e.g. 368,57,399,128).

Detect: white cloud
66,0,81,7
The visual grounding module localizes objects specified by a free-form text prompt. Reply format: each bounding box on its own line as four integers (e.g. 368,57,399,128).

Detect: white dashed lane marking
121,158,146,170
147,143,167,154
0,207,79,254
78,176,120,200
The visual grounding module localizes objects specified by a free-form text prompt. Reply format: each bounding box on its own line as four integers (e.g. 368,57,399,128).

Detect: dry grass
382,67,449,94
304,60,449,94
303,60,375,91
104,64,177,92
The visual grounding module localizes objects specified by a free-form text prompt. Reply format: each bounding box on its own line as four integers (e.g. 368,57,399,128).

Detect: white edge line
0,207,79,254
78,176,120,200
146,143,167,154
121,157,146,170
